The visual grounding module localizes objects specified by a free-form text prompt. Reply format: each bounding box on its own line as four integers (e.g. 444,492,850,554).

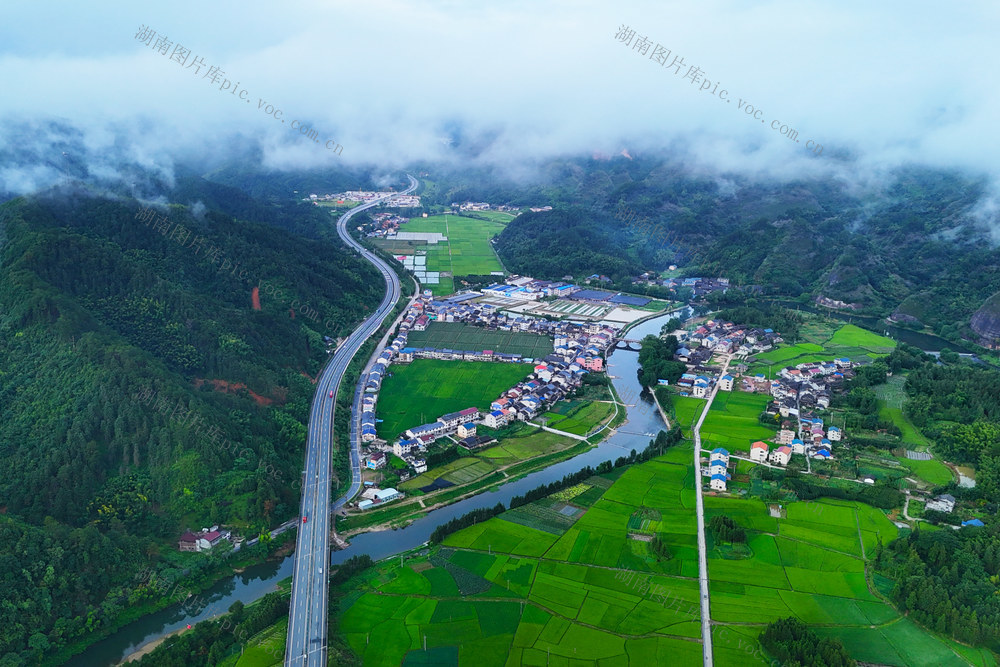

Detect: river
75,312,675,666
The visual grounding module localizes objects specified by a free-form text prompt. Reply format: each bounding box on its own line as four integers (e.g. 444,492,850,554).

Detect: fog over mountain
1,0,999,226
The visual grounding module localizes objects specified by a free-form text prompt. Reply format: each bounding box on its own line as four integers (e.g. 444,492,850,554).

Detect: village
348,286,621,512
654,317,858,494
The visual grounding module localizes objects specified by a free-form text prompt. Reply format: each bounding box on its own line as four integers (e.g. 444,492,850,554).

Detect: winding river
75,311,677,666
75,300,972,665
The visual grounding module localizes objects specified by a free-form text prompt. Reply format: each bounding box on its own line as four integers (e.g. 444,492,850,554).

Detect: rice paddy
335,439,971,666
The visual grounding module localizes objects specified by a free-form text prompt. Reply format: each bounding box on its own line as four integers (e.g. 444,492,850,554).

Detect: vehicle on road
329,390,334,398
302,515,307,524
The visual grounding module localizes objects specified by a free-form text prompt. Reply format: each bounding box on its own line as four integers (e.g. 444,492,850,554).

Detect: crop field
476,428,576,467
541,400,615,435
336,439,956,667
703,495,963,666
699,391,775,453
381,214,509,295
401,457,499,491
405,321,554,358
814,618,979,667
376,359,531,439
875,375,932,447
672,395,706,434
749,322,897,378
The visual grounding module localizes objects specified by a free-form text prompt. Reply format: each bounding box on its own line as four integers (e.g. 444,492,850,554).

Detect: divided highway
284,175,418,667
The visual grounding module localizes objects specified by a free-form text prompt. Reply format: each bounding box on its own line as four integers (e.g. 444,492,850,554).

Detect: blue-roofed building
791,438,805,454
812,448,832,459
710,448,730,464
710,472,728,491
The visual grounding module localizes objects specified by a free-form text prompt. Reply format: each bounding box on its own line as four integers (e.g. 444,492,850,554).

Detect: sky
1,0,999,194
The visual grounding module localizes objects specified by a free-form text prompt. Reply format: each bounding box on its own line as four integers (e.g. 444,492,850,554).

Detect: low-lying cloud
1,0,999,197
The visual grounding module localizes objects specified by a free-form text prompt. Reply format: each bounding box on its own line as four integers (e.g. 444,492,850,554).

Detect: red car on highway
329,390,334,398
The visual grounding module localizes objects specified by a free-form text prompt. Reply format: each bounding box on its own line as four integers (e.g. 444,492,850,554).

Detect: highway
692,353,732,667
284,174,418,667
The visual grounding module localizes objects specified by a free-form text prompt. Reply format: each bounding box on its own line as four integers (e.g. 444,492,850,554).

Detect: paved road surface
284,175,418,667
692,353,732,667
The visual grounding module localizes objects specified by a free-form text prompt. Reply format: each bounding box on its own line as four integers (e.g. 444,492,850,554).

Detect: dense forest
0,174,385,663
470,155,1000,344
876,523,1000,648
636,334,685,387
759,617,855,666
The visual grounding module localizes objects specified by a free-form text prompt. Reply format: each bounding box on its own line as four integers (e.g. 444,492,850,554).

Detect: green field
699,391,775,453
374,213,509,295
749,322,897,378
875,375,932,448
541,400,616,435
376,359,531,440
335,436,968,667
336,462,706,666
672,395,707,434
406,321,553,358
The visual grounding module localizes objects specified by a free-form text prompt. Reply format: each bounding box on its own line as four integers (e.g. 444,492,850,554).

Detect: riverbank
335,390,627,537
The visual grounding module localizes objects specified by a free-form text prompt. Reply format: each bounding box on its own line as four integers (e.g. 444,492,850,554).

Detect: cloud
0,0,998,193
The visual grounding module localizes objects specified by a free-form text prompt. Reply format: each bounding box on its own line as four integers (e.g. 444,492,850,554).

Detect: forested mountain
468,156,1000,344
0,178,381,663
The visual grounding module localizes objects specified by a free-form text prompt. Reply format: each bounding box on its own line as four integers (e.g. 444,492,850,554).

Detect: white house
718,374,734,391
926,494,956,513
710,472,728,491
710,448,730,465
827,426,842,441
790,438,806,455
769,445,792,466
457,422,477,438
776,429,795,445
482,410,504,429
750,441,769,462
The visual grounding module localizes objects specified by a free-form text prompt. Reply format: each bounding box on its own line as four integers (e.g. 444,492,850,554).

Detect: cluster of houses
631,275,731,299
356,289,618,485
357,486,404,511
447,201,521,213
709,448,731,491
753,358,856,417
303,190,420,207
481,278,579,301
178,526,232,552
675,319,783,367
746,416,841,468
365,212,409,236
384,194,420,208
678,373,715,398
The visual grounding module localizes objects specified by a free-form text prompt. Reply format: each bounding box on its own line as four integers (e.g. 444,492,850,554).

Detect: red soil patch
193,378,275,406
251,287,261,311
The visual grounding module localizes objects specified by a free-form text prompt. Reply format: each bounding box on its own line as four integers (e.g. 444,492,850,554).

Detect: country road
692,353,732,667
283,175,418,667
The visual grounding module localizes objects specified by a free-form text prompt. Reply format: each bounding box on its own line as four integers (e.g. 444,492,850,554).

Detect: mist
2,0,999,203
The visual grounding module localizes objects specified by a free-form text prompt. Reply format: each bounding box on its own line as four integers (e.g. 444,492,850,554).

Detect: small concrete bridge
614,338,643,351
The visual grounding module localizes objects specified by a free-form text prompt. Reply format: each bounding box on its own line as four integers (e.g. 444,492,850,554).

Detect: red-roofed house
750,441,769,462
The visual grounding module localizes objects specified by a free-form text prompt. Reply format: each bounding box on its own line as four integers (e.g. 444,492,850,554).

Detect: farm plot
376,359,530,440
405,321,554,358
698,392,775,452
748,322,897,377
